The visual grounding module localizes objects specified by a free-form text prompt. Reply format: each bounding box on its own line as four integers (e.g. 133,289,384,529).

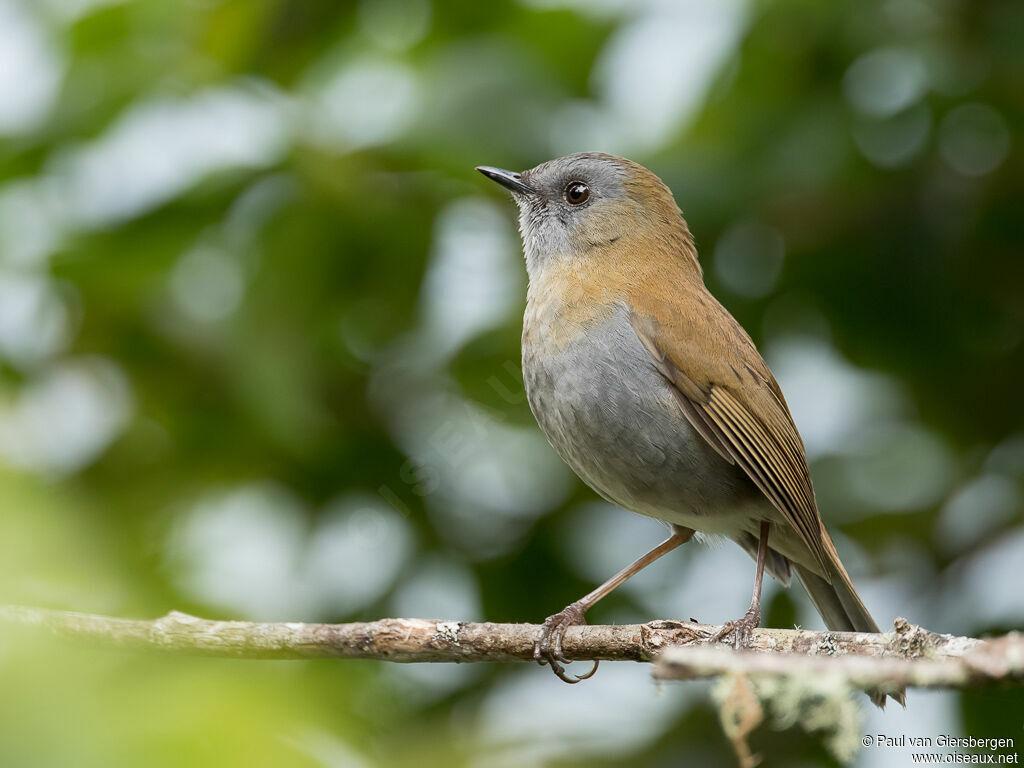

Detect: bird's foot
533,601,600,684
710,605,761,650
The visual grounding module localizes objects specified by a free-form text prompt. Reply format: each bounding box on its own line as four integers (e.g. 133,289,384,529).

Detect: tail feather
795,560,907,709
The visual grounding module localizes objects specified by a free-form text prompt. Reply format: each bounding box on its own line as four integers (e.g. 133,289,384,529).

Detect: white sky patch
168,483,310,621
168,487,415,621
49,81,292,227
0,272,71,367
859,691,962,768
843,47,928,118
591,0,748,152
389,557,481,621
0,0,65,135
474,662,695,767
367,360,574,558
937,473,1020,553
393,392,574,519
765,336,906,460
548,99,622,158
0,357,132,475
559,502,678,598
945,526,1024,631
306,58,420,150
419,197,523,359
841,422,956,512
302,495,415,618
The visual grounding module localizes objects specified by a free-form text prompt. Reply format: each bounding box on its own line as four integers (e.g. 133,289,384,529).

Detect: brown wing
628,286,830,576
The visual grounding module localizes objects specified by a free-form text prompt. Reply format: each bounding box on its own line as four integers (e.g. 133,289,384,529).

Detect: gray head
476,152,694,278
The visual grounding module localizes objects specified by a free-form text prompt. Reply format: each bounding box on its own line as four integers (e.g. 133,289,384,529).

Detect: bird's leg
535,525,694,683
712,520,770,650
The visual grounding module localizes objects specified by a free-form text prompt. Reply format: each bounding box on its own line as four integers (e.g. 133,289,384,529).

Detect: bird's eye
564,181,590,205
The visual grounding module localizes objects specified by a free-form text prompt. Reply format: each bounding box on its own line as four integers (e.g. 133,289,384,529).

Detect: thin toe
709,621,736,644
710,609,760,649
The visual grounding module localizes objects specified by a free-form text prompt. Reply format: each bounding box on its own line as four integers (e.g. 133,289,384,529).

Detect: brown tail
795,553,906,709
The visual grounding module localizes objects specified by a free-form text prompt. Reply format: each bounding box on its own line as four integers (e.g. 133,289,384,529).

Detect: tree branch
654,630,1024,690
1,605,1020,690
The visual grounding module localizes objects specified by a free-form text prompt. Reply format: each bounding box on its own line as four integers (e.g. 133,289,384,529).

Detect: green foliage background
0,0,1021,766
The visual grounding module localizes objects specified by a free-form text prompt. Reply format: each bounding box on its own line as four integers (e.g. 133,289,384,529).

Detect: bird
476,152,903,708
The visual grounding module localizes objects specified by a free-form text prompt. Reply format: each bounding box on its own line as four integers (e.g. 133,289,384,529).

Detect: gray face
481,153,630,277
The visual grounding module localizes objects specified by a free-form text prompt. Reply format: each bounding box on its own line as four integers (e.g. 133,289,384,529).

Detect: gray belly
523,306,765,534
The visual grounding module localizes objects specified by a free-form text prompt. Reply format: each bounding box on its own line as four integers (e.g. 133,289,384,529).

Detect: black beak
475,166,535,196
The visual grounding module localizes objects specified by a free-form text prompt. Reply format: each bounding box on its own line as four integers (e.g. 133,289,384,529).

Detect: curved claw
542,654,599,684
533,602,599,684
574,659,600,681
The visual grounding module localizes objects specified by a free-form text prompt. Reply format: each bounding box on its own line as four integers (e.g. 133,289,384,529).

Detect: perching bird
476,153,903,708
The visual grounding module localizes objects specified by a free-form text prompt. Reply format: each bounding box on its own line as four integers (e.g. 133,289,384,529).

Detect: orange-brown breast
523,231,700,353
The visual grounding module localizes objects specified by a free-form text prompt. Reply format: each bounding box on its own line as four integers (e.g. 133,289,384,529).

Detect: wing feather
628,303,830,575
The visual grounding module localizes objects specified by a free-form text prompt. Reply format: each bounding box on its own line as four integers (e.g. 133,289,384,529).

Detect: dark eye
564,181,590,205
